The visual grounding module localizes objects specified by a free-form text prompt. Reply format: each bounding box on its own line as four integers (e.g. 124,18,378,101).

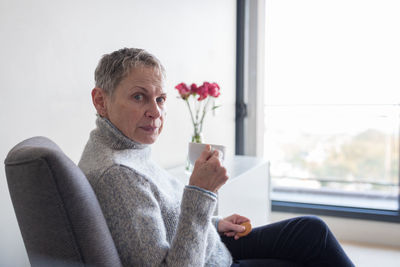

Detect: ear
91,87,109,117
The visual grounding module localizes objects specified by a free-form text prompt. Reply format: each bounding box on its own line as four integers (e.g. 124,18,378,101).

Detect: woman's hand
189,145,228,193
218,214,251,240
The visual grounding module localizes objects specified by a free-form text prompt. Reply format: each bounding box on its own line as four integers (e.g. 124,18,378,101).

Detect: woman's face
104,66,166,144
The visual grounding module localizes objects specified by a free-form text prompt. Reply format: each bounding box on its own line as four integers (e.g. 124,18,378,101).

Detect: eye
133,94,144,101
156,96,166,104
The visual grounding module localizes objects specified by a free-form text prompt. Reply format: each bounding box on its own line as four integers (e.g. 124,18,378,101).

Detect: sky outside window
265,0,400,106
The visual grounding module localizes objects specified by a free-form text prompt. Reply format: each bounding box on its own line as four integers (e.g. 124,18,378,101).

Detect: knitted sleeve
93,164,218,267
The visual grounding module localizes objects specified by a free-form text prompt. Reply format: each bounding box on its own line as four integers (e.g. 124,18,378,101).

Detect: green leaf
212,105,221,110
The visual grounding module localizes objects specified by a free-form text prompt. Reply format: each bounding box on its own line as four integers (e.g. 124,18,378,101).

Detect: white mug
188,142,226,166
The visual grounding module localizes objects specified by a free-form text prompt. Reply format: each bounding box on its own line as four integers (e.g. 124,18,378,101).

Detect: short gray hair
94,48,165,95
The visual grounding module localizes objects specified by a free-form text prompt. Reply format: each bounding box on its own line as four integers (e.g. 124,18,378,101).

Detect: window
264,0,400,220
236,0,400,222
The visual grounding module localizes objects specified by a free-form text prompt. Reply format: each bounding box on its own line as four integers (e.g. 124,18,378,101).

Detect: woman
79,48,354,267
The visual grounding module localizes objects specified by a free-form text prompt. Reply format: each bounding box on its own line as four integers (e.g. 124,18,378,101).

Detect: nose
145,100,162,118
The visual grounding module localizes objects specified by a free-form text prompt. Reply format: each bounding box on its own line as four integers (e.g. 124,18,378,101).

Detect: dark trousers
221,216,355,267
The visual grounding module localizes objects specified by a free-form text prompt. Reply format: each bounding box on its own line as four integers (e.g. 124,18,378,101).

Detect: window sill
272,186,398,210
271,187,400,223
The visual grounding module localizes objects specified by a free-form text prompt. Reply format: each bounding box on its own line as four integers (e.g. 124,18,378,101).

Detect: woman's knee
296,215,329,233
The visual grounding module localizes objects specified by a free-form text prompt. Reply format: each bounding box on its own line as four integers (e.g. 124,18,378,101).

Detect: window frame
235,0,246,156
235,0,400,223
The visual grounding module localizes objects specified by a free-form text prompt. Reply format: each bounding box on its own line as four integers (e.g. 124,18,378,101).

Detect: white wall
0,0,236,265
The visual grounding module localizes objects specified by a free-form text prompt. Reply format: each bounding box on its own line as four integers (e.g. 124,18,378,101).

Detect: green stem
199,97,211,133
185,98,196,127
186,97,202,143
195,98,200,125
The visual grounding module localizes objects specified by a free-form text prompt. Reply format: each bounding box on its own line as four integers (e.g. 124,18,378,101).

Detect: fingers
220,215,252,240
195,146,223,173
221,221,245,234
225,233,244,240
196,149,225,174
224,214,251,225
236,216,250,225
198,145,212,161
207,151,221,165
224,227,246,240
224,231,236,237
233,224,246,233
189,145,228,193
206,151,224,171
198,146,221,162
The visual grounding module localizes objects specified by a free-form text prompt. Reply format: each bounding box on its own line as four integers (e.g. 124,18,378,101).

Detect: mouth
139,126,159,133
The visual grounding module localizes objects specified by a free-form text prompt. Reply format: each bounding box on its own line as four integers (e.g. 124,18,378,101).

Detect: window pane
265,0,400,210
265,105,399,210
265,0,400,106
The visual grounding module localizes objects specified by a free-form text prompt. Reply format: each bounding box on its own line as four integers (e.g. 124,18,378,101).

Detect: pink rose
197,82,209,101
190,83,198,94
175,82,191,99
208,82,220,97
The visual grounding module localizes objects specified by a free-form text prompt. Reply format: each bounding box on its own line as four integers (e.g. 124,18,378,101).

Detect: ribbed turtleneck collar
95,115,150,151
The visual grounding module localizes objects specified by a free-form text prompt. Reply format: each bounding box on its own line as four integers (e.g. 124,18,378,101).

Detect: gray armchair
4,137,122,267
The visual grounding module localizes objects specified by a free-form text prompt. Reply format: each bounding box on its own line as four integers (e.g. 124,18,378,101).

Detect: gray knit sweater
78,116,233,267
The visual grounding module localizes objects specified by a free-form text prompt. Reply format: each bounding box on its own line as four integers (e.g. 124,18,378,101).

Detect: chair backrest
4,137,122,267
